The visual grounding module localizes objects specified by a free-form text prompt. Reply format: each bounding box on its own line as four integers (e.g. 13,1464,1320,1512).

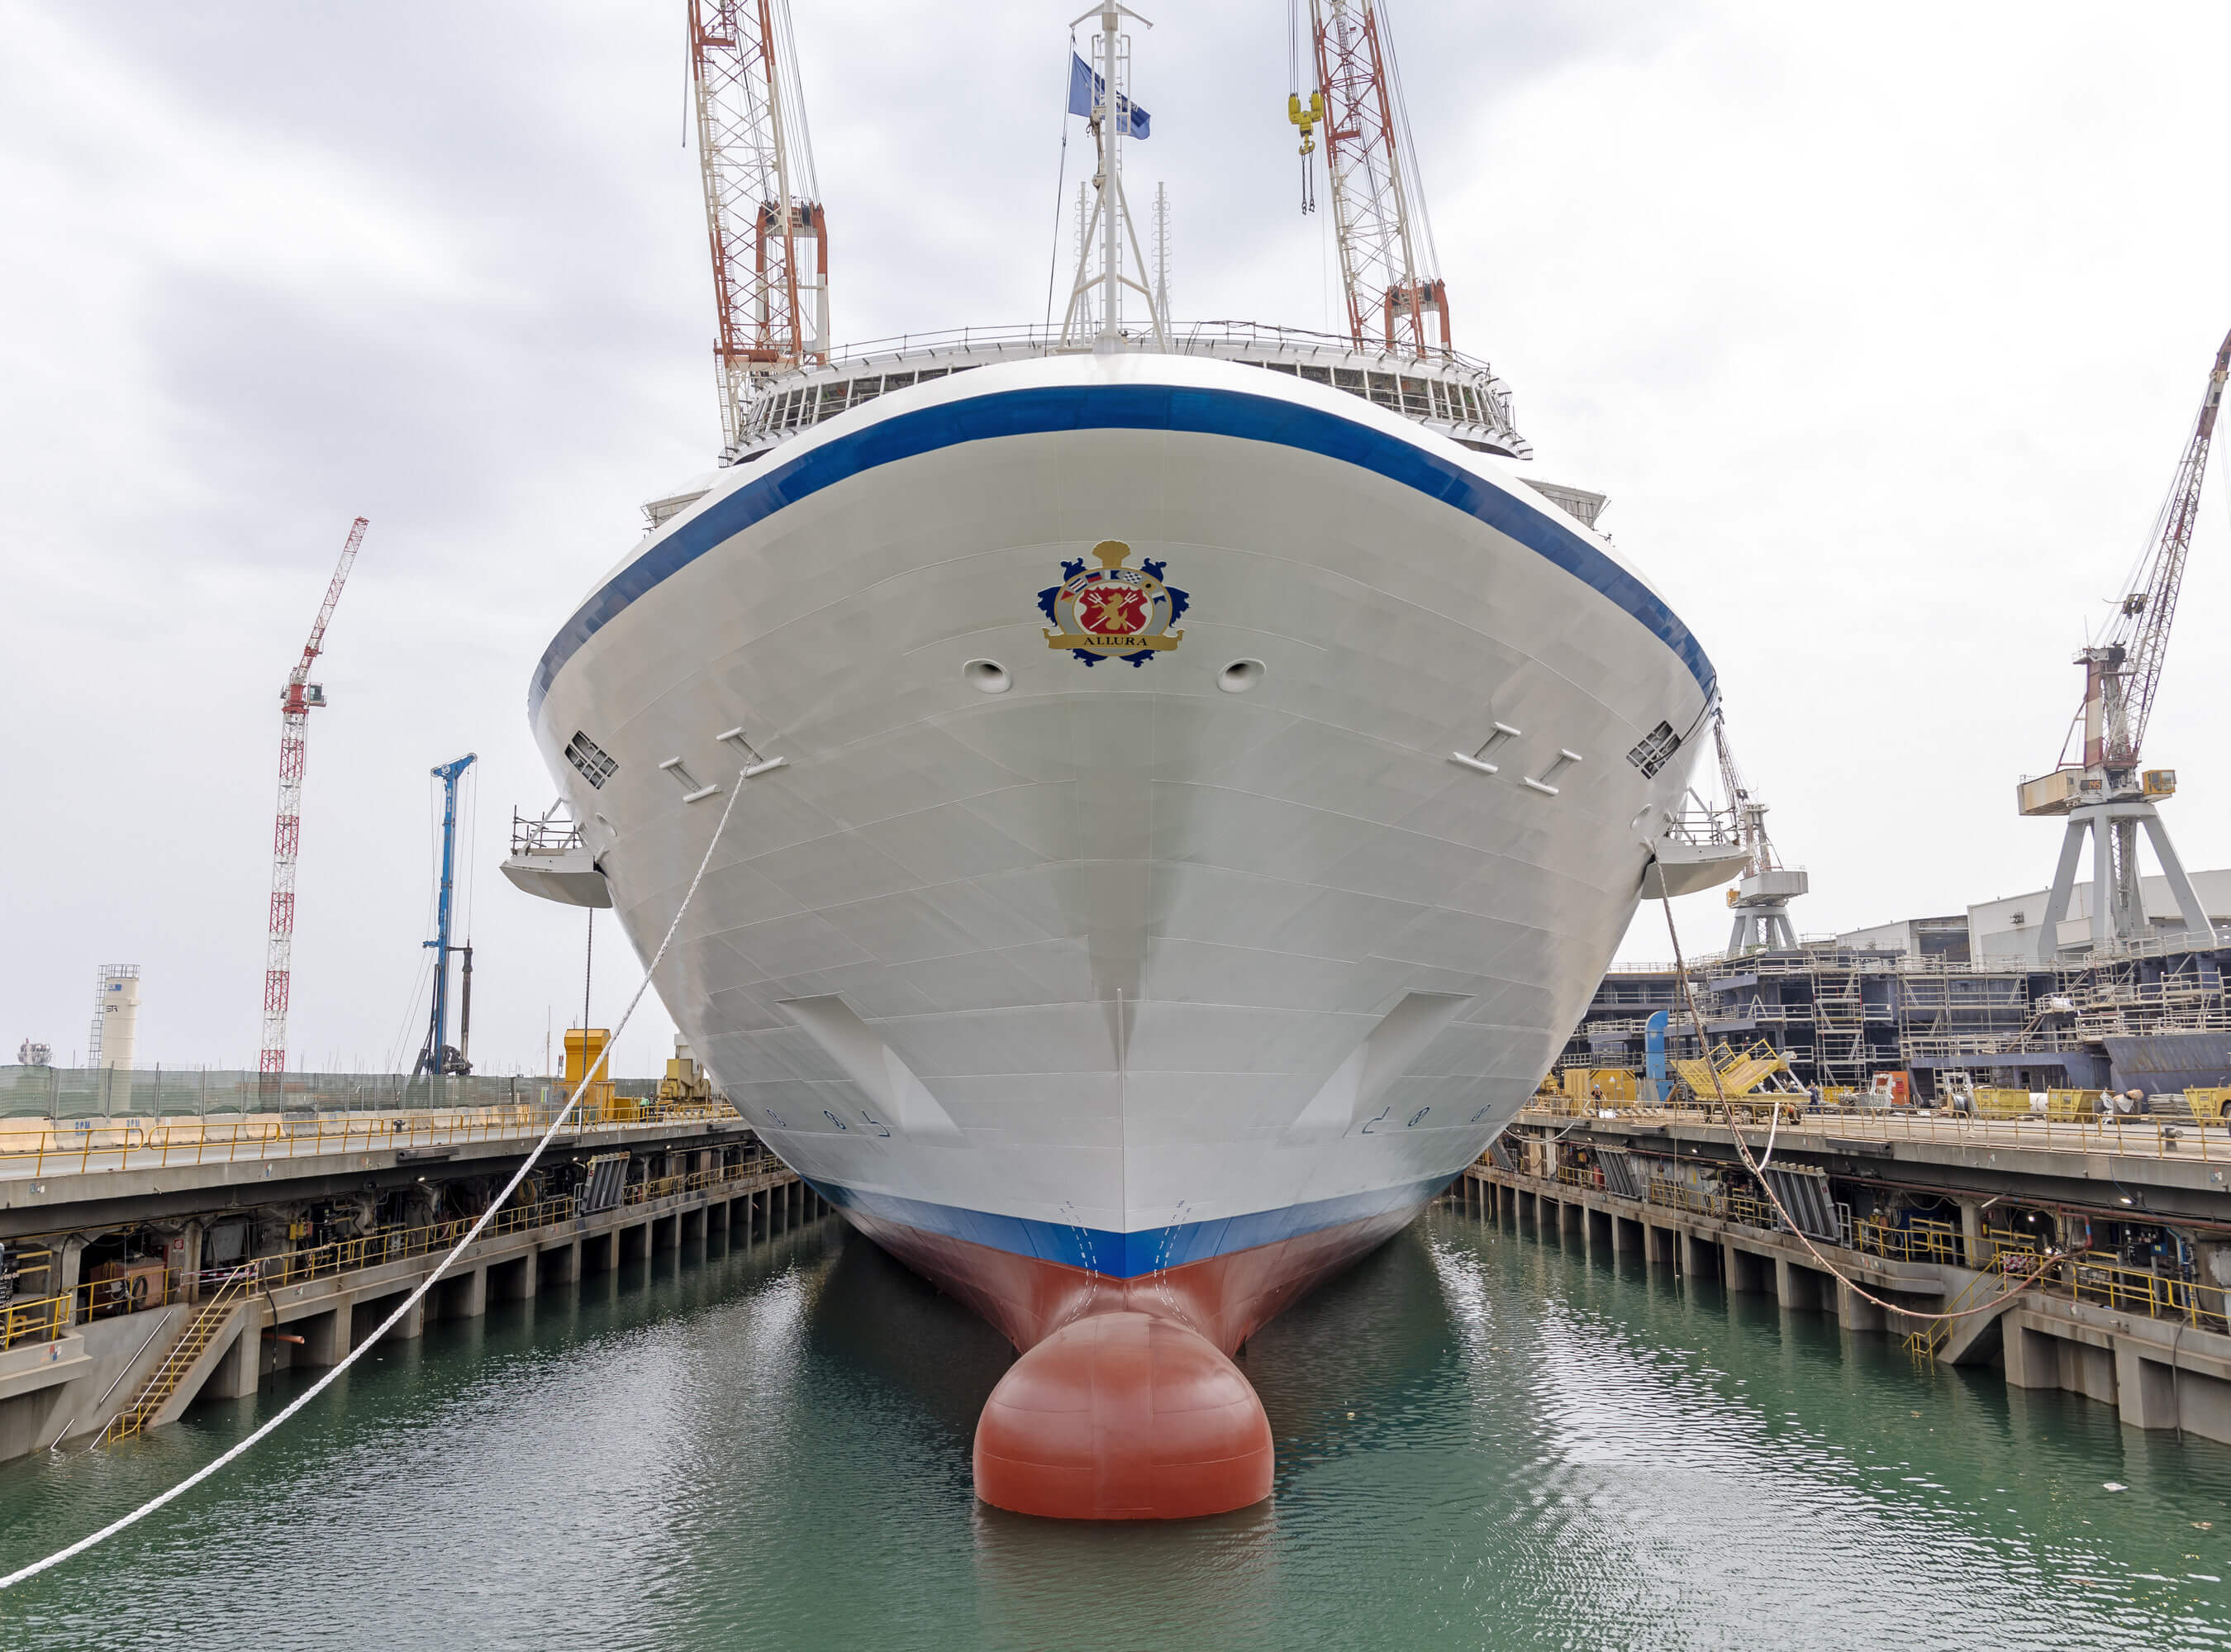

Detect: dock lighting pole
2019,326,2231,961
419,754,478,1078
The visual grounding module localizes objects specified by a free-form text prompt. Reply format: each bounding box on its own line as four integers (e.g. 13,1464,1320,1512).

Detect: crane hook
1287,91,1323,214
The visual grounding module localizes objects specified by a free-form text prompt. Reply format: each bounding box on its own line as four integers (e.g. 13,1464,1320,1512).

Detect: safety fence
0,1066,705,1124
1853,1216,1965,1268
2069,1256,2231,1335
0,1098,744,1178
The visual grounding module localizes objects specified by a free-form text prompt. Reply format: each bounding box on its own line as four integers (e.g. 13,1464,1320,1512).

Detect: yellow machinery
658,1043,714,1108
1556,1068,1638,1112
1972,1088,2037,1118
1673,1040,1787,1101
2045,1088,2106,1121
1561,1069,1638,1103
563,1028,619,1121
2186,1088,2231,1122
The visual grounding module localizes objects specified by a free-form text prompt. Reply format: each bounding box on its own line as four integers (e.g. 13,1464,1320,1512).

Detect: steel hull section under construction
526,347,1716,1508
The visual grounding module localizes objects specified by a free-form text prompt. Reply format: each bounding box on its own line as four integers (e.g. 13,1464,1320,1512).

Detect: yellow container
2045,1088,2104,1121
563,1027,616,1118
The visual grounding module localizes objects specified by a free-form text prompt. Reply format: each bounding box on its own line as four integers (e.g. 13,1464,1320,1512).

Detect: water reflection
1,1212,2229,1650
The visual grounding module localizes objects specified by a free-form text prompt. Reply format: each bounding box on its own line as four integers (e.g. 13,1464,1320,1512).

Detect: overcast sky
9,0,2231,1081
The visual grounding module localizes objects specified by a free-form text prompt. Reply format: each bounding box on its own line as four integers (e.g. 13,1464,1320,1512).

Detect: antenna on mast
1058,3,1167,351
1073,182,1097,335
1152,183,1171,330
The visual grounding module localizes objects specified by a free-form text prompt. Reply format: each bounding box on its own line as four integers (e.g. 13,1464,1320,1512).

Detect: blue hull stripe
802,1174,1451,1278
530,383,1717,717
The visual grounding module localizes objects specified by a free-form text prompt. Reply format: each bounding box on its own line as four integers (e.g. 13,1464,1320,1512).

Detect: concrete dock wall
0,1169,830,1461
1457,1163,2231,1447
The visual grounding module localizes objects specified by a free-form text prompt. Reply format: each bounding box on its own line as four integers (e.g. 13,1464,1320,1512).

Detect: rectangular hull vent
1626,721,1679,778
565,730,618,790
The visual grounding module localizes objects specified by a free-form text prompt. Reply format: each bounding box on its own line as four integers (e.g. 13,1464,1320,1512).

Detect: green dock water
2,1208,2229,1650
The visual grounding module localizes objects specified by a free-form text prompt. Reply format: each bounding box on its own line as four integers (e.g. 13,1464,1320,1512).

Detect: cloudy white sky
8,0,2231,1081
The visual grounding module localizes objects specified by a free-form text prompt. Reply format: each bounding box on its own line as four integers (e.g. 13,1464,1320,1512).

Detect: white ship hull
528,345,1713,1443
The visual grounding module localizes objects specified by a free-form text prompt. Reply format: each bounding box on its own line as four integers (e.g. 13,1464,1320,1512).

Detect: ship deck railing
725,318,1529,462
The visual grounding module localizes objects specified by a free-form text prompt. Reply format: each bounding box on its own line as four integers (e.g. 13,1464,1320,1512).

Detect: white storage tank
88,964,140,1071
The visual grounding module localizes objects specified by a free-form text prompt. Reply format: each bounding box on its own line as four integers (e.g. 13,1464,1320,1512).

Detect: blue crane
419,753,478,1077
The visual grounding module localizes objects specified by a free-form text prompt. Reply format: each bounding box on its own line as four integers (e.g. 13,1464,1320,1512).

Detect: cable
1655,890,2057,1324
1372,0,1442,284
0,766,756,1593
1043,30,1076,330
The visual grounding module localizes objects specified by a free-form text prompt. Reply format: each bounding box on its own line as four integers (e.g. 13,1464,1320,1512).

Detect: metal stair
1905,1261,2038,1366
102,1269,254,1443
1673,1040,1786,1100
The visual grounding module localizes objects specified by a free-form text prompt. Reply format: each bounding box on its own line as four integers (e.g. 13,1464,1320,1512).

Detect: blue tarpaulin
1068,53,1150,138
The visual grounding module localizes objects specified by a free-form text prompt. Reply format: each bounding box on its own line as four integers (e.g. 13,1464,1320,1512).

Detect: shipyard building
1565,868,2231,1100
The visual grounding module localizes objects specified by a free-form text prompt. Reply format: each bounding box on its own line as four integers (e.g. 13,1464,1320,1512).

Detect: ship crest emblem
1037,540,1188,668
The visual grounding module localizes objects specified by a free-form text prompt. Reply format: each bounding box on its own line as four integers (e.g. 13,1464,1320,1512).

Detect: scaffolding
1895,969,2033,1066
1561,935,2231,1093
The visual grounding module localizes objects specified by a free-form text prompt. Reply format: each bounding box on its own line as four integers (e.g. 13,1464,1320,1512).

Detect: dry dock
0,1093,825,1459
1464,1099,2231,1442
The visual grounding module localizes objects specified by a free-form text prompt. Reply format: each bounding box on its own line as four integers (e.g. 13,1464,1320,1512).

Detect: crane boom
1306,0,1448,355
689,0,827,453
1710,710,1777,880
2018,329,2229,959
259,517,366,1083
1710,709,1808,954
2101,326,2231,769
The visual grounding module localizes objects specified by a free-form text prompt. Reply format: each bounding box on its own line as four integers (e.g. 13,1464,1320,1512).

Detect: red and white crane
2018,329,2231,959
259,517,366,1079
1296,0,1450,355
688,0,827,453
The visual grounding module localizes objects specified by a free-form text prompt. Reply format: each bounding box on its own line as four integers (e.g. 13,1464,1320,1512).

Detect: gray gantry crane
2017,328,2231,961
1715,710,1808,954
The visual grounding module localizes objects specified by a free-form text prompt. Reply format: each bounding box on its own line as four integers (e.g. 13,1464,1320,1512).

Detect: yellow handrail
0,1098,745,1181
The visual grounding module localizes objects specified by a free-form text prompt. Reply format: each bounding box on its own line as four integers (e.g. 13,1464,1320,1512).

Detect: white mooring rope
0,769,754,1592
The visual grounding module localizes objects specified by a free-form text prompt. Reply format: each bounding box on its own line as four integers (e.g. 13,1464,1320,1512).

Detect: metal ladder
102,1269,254,1443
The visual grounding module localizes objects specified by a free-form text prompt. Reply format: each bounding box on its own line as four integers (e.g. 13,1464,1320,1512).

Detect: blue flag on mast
1068,52,1150,138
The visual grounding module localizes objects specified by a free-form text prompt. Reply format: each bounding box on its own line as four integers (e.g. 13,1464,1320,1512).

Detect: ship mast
1060,3,1167,351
